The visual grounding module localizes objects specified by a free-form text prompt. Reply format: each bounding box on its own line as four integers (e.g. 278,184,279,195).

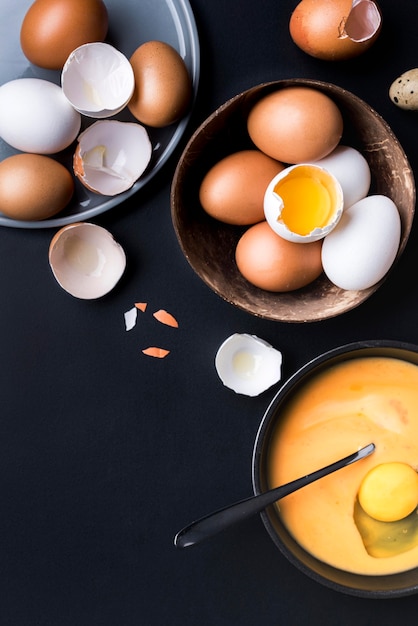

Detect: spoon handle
174,443,375,548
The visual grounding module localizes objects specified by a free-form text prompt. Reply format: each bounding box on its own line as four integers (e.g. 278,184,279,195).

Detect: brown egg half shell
49,222,126,299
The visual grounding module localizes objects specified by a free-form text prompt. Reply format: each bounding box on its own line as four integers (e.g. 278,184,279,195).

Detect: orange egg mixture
268,356,418,575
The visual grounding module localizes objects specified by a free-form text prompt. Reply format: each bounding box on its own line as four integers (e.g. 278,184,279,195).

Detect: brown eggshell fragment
20,0,108,70
128,41,192,128
235,221,323,292
0,153,74,221
153,309,179,328
142,347,170,358
247,87,343,164
199,150,285,225
289,0,382,61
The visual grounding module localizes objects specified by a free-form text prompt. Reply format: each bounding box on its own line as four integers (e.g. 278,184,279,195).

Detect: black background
1,0,418,624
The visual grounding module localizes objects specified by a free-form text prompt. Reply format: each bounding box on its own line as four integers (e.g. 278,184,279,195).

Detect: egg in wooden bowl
170,79,415,322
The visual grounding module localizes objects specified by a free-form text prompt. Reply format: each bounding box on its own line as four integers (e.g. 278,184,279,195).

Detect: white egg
321,195,401,291
0,78,81,154
215,333,282,396
311,145,371,209
62,43,135,118
264,163,343,243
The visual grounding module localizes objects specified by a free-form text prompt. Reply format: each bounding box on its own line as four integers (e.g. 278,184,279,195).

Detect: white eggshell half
62,43,135,118
264,164,343,243
310,145,371,209
73,120,152,195
321,195,401,291
49,222,126,299
0,78,81,154
215,333,282,397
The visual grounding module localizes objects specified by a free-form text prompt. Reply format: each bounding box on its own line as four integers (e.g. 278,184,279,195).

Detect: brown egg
128,41,192,128
235,221,323,292
289,0,382,61
0,154,74,221
199,150,285,225
247,87,343,164
20,0,108,70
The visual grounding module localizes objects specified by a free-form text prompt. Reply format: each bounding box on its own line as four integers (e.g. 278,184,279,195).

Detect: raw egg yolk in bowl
266,353,418,576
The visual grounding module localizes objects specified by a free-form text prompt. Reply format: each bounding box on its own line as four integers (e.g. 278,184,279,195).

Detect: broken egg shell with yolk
49,222,126,299
215,333,282,397
61,42,135,118
264,163,344,243
73,120,152,196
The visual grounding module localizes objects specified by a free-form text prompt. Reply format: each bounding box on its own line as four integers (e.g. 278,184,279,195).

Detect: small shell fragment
49,222,126,299
153,309,179,327
61,42,135,118
389,69,418,111
142,347,170,358
124,307,138,331
215,334,282,397
73,120,152,195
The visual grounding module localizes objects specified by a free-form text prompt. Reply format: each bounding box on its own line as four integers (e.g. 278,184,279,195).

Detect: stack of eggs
0,0,192,222
199,86,401,292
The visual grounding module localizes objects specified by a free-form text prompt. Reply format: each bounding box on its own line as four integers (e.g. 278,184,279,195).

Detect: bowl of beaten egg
171,79,415,322
253,340,418,597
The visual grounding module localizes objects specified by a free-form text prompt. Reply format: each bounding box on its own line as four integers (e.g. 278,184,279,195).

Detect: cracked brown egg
289,0,382,61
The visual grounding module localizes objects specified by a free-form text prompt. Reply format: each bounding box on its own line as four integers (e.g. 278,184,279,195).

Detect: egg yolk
274,168,334,236
358,462,418,522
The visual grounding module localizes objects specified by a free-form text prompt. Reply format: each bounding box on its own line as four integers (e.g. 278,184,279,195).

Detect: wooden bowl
171,80,415,322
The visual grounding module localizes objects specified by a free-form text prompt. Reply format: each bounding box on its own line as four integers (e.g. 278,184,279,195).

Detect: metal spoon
174,442,375,548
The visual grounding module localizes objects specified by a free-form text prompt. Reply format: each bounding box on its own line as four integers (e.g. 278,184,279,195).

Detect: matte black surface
1,1,418,624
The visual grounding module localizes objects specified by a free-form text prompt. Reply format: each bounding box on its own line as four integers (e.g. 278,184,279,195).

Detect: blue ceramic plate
0,0,200,228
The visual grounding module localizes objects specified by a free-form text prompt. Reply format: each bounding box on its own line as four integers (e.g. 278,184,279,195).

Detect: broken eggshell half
215,333,283,397
49,222,126,299
61,42,135,118
264,163,344,243
73,119,152,196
